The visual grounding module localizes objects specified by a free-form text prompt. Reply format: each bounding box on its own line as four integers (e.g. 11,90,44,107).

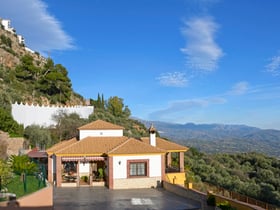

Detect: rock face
0,23,46,68
0,131,24,158
0,21,86,106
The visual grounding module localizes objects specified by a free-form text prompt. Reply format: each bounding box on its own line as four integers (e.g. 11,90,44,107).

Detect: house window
127,160,149,177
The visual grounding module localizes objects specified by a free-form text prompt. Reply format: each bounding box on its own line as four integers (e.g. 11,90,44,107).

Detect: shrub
81,176,88,183
98,168,104,179
207,194,216,206
217,201,237,210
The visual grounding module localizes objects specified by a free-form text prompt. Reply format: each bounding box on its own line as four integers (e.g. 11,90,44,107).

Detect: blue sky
1,0,280,129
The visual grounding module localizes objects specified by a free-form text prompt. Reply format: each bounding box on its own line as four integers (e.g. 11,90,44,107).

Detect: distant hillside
0,22,85,106
140,120,280,158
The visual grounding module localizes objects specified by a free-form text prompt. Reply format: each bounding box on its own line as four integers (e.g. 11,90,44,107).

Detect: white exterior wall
79,129,123,139
149,133,156,147
1,19,14,33
11,103,94,128
17,35,25,45
113,155,162,179
1,19,10,30
79,163,90,175
24,47,35,54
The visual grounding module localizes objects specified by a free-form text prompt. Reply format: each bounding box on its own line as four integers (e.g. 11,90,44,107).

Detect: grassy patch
5,174,45,198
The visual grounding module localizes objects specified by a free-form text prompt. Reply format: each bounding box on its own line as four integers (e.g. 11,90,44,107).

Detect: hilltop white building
1,18,26,46
1,19,14,33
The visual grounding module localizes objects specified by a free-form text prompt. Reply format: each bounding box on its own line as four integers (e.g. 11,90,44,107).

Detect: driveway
53,187,200,210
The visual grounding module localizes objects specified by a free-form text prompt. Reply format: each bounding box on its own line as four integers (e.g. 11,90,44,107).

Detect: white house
47,120,188,189
17,35,25,45
1,19,15,33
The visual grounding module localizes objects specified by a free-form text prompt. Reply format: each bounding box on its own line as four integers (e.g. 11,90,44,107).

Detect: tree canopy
186,150,280,206
106,96,130,117
8,155,38,175
0,107,23,136
24,125,53,150
0,159,13,190
52,111,87,141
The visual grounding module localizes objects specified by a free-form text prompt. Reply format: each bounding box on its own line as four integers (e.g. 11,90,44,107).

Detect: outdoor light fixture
83,156,86,165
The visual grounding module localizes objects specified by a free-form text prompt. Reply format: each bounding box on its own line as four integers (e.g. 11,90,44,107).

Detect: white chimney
149,124,156,147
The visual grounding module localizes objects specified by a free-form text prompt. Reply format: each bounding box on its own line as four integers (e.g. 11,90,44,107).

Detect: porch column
56,156,62,187
108,156,113,189
47,155,52,183
179,152,184,172
77,161,80,186
166,152,172,167
161,154,166,182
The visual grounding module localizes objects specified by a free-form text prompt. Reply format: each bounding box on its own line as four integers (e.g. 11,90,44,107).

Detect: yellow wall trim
108,153,165,157
166,172,186,186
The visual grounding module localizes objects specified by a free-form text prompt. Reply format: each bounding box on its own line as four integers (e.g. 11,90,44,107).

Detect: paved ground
53,187,200,210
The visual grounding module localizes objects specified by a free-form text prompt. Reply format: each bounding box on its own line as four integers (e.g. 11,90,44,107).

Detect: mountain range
140,120,280,158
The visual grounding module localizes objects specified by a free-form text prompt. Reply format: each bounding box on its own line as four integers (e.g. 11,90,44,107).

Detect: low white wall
12,102,94,128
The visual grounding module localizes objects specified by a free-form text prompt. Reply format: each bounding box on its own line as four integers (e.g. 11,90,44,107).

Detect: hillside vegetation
0,26,84,105
186,148,280,206
0,24,85,136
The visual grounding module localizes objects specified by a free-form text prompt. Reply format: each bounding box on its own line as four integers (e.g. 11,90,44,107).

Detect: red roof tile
141,137,188,152
55,136,128,156
78,119,124,130
27,148,47,158
46,120,188,157
46,138,77,154
108,138,166,155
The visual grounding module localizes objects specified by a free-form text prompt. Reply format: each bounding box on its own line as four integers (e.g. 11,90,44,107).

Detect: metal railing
192,182,279,210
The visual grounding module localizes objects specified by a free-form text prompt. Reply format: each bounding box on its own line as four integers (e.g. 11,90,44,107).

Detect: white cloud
229,81,249,95
181,16,223,72
156,72,188,87
149,96,226,119
0,0,74,54
265,55,280,76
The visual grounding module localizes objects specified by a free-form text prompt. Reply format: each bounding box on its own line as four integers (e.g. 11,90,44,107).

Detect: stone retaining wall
162,181,213,210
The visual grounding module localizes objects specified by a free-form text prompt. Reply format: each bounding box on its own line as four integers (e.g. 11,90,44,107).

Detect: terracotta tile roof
141,137,188,152
27,148,47,158
46,138,77,154
108,138,166,155
46,119,188,157
78,119,124,130
55,136,128,156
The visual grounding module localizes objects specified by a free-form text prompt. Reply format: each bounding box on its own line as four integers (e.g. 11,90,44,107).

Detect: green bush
81,176,88,182
6,174,44,198
98,168,104,179
0,107,24,136
217,201,237,210
207,194,216,206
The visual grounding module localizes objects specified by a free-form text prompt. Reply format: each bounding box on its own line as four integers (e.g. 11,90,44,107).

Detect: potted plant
98,168,104,181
